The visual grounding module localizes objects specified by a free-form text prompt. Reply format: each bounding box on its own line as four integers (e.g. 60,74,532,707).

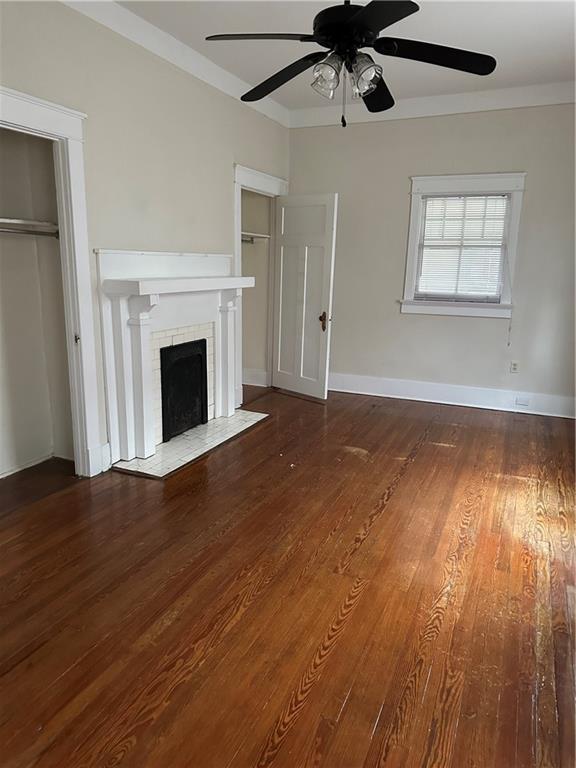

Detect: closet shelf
0,217,59,238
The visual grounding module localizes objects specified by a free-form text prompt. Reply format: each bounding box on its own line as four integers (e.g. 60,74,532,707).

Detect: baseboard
0,451,54,480
53,453,75,462
243,368,271,387
328,372,575,419
100,442,112,472
79,442,112,477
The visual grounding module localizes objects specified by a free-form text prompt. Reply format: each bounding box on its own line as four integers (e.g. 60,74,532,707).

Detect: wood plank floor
0,392,574,768
0,458,78,517
242,384,271,405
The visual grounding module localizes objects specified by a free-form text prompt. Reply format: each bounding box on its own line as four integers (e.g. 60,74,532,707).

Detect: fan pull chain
341,71,347,128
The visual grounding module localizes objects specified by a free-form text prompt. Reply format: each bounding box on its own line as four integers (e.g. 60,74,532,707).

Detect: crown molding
63,1,291,127
289,81,575,128
63,3,573,131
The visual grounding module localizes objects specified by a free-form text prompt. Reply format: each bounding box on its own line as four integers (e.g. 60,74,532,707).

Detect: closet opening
0,127,76,499
241,189,274,404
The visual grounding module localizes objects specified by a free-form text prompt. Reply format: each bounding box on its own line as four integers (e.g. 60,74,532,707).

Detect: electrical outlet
509,361,519,373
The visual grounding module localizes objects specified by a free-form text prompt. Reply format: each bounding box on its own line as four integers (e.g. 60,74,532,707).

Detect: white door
272,193,338,399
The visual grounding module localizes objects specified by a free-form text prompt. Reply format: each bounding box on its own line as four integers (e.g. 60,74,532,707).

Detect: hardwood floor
0,391,574,768
0,458,78,517
243,384,271,405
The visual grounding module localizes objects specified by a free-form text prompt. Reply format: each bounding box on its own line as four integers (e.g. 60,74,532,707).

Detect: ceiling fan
207,0,496,125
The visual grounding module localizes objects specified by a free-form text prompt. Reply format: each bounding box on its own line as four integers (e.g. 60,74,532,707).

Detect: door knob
318,311,327,332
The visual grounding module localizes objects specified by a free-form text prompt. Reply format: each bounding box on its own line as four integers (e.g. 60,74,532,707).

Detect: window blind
415,194,509,302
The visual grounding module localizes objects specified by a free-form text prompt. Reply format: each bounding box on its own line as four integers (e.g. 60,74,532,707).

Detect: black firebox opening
160,339,208,442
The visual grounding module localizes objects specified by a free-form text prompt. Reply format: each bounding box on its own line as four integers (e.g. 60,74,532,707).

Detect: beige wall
290,104,575,400
241,190,271,375
0,1,289,447
1,1,572,455
0,128,73,477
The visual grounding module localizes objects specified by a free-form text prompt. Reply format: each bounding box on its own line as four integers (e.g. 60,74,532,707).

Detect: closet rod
0,227,59,239
241,231,270,244
0,218,59,239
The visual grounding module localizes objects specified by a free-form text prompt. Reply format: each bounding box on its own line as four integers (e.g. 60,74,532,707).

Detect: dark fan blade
362,77,395,112
350,1,419,33
206,33,316,42
241,52,326,102
374,37,496,75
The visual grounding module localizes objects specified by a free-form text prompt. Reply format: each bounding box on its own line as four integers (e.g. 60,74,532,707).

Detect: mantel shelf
103,275,255,297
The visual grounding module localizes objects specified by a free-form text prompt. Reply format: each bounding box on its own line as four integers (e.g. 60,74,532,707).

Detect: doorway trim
233,164,288,405
0,87,104,476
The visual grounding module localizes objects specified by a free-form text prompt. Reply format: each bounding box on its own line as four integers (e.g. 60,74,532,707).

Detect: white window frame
401,173,526,318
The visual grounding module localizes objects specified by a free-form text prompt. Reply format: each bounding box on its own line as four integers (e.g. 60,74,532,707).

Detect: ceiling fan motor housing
312,4,379,57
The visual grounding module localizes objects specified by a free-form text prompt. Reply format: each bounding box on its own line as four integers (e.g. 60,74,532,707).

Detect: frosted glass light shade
311,52,343,100
350,53,383,96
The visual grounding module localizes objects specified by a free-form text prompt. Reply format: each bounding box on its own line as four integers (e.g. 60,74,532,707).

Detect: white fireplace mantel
102,275,254,297
97,250,255,466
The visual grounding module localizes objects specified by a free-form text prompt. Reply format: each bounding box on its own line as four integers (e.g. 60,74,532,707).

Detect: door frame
0,87,104,476
233,164,288,405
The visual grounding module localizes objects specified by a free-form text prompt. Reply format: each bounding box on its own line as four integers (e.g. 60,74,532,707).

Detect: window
417,194,508,302
402,174,525,318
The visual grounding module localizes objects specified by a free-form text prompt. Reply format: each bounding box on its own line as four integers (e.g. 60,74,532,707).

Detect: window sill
400,300,512,319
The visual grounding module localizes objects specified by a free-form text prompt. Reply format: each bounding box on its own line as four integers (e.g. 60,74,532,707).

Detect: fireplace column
128,294,159,458
218,289,239,418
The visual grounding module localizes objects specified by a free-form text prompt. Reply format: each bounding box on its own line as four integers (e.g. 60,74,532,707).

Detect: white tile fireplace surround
151,323,215,445
97,250,255,466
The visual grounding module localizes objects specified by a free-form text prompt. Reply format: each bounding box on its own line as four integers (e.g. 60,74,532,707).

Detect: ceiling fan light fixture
350,52,383,97
211,1,497,120
311,52,343,100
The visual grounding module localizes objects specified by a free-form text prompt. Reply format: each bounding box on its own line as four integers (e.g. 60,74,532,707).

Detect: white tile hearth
112,410,267,478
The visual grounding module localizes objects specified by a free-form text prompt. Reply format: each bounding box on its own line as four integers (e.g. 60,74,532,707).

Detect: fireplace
99,251,255,462
160,339,208,442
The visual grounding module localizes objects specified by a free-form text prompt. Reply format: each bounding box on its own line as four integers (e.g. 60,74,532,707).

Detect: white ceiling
121,1,575,111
